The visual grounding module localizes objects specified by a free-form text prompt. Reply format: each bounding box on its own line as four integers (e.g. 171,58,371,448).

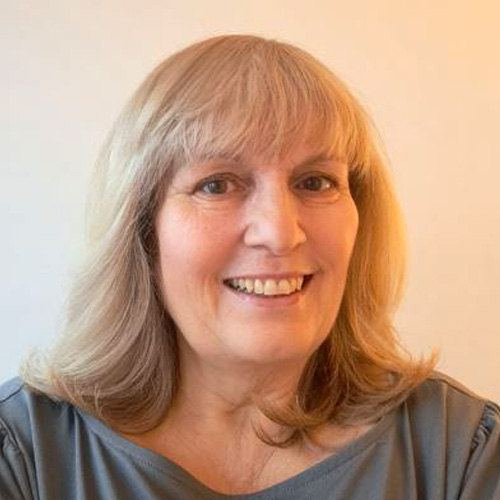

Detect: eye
296,174,338,192
194,175,240,196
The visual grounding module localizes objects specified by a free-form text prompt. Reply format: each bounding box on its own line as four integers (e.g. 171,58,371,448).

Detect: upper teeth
227,276,306,296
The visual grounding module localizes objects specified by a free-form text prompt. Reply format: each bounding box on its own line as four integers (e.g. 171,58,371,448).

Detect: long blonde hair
21,35,438,442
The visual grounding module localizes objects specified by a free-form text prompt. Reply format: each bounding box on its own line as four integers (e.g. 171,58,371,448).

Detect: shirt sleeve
458,401,500,500
0,420,34,500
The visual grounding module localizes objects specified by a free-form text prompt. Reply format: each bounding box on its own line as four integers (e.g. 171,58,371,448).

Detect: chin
224,330,321,366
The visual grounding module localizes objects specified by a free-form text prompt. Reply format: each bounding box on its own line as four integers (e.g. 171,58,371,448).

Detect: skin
128,141,362,493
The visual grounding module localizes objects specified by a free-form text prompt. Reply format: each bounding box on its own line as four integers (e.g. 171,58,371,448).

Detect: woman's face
155,142,359,370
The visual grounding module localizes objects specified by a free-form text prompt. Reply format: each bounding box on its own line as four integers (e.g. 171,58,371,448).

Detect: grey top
0,372,498,500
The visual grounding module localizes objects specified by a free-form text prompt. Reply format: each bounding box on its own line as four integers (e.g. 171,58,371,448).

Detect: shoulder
405,370,498,422
0,376,38,428
0,376,76,457
401,370,499,437
0,377,26,406
413,370,493,400
398,371,499,484
0,376,69,425
416,372,500,497
0,377,79,499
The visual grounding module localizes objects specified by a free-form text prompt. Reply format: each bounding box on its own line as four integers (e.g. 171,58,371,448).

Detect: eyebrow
293,152,341,169
190,151,343,172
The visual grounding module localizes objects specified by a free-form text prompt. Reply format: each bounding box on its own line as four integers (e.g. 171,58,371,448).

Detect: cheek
309,200,359,262
156,208,239,292
155,208,242,354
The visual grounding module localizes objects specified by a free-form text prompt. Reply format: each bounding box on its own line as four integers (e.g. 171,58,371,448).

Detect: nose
243,182,306,255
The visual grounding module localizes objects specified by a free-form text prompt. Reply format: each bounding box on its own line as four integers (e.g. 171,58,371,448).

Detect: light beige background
1,1,498,402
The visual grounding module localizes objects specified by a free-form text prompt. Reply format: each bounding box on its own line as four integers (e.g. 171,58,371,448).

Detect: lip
223,275,313,308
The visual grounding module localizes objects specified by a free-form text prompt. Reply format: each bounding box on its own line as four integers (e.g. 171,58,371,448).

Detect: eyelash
194,173,339,196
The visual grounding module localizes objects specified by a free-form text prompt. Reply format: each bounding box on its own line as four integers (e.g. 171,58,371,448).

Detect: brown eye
297,175,336,192
200,179,229,194
194,174,243,197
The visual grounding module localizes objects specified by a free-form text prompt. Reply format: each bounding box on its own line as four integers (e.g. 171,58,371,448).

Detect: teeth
263,279,277,294
227,276,308,295
254,279,264,294
278,279,292,294
245,279,254,293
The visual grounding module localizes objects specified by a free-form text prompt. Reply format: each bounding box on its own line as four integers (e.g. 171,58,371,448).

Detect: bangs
152,37,370,174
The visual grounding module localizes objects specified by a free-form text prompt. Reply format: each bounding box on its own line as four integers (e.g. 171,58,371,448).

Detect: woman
0,35,498,499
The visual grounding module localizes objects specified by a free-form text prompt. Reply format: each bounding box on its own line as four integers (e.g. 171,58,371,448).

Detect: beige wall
1,0,498,401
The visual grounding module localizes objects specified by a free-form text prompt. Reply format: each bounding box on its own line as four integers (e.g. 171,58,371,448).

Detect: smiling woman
0,35,498,499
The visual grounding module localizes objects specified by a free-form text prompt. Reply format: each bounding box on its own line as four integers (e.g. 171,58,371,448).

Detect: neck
120,345,375,495
166,342,309,442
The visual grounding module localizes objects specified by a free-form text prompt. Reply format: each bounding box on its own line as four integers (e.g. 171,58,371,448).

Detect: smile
223,275,313,297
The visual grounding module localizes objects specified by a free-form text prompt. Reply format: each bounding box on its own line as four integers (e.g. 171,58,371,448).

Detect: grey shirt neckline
76,404,396,498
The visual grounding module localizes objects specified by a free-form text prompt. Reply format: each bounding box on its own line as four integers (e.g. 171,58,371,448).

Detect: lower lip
223,281,310,308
